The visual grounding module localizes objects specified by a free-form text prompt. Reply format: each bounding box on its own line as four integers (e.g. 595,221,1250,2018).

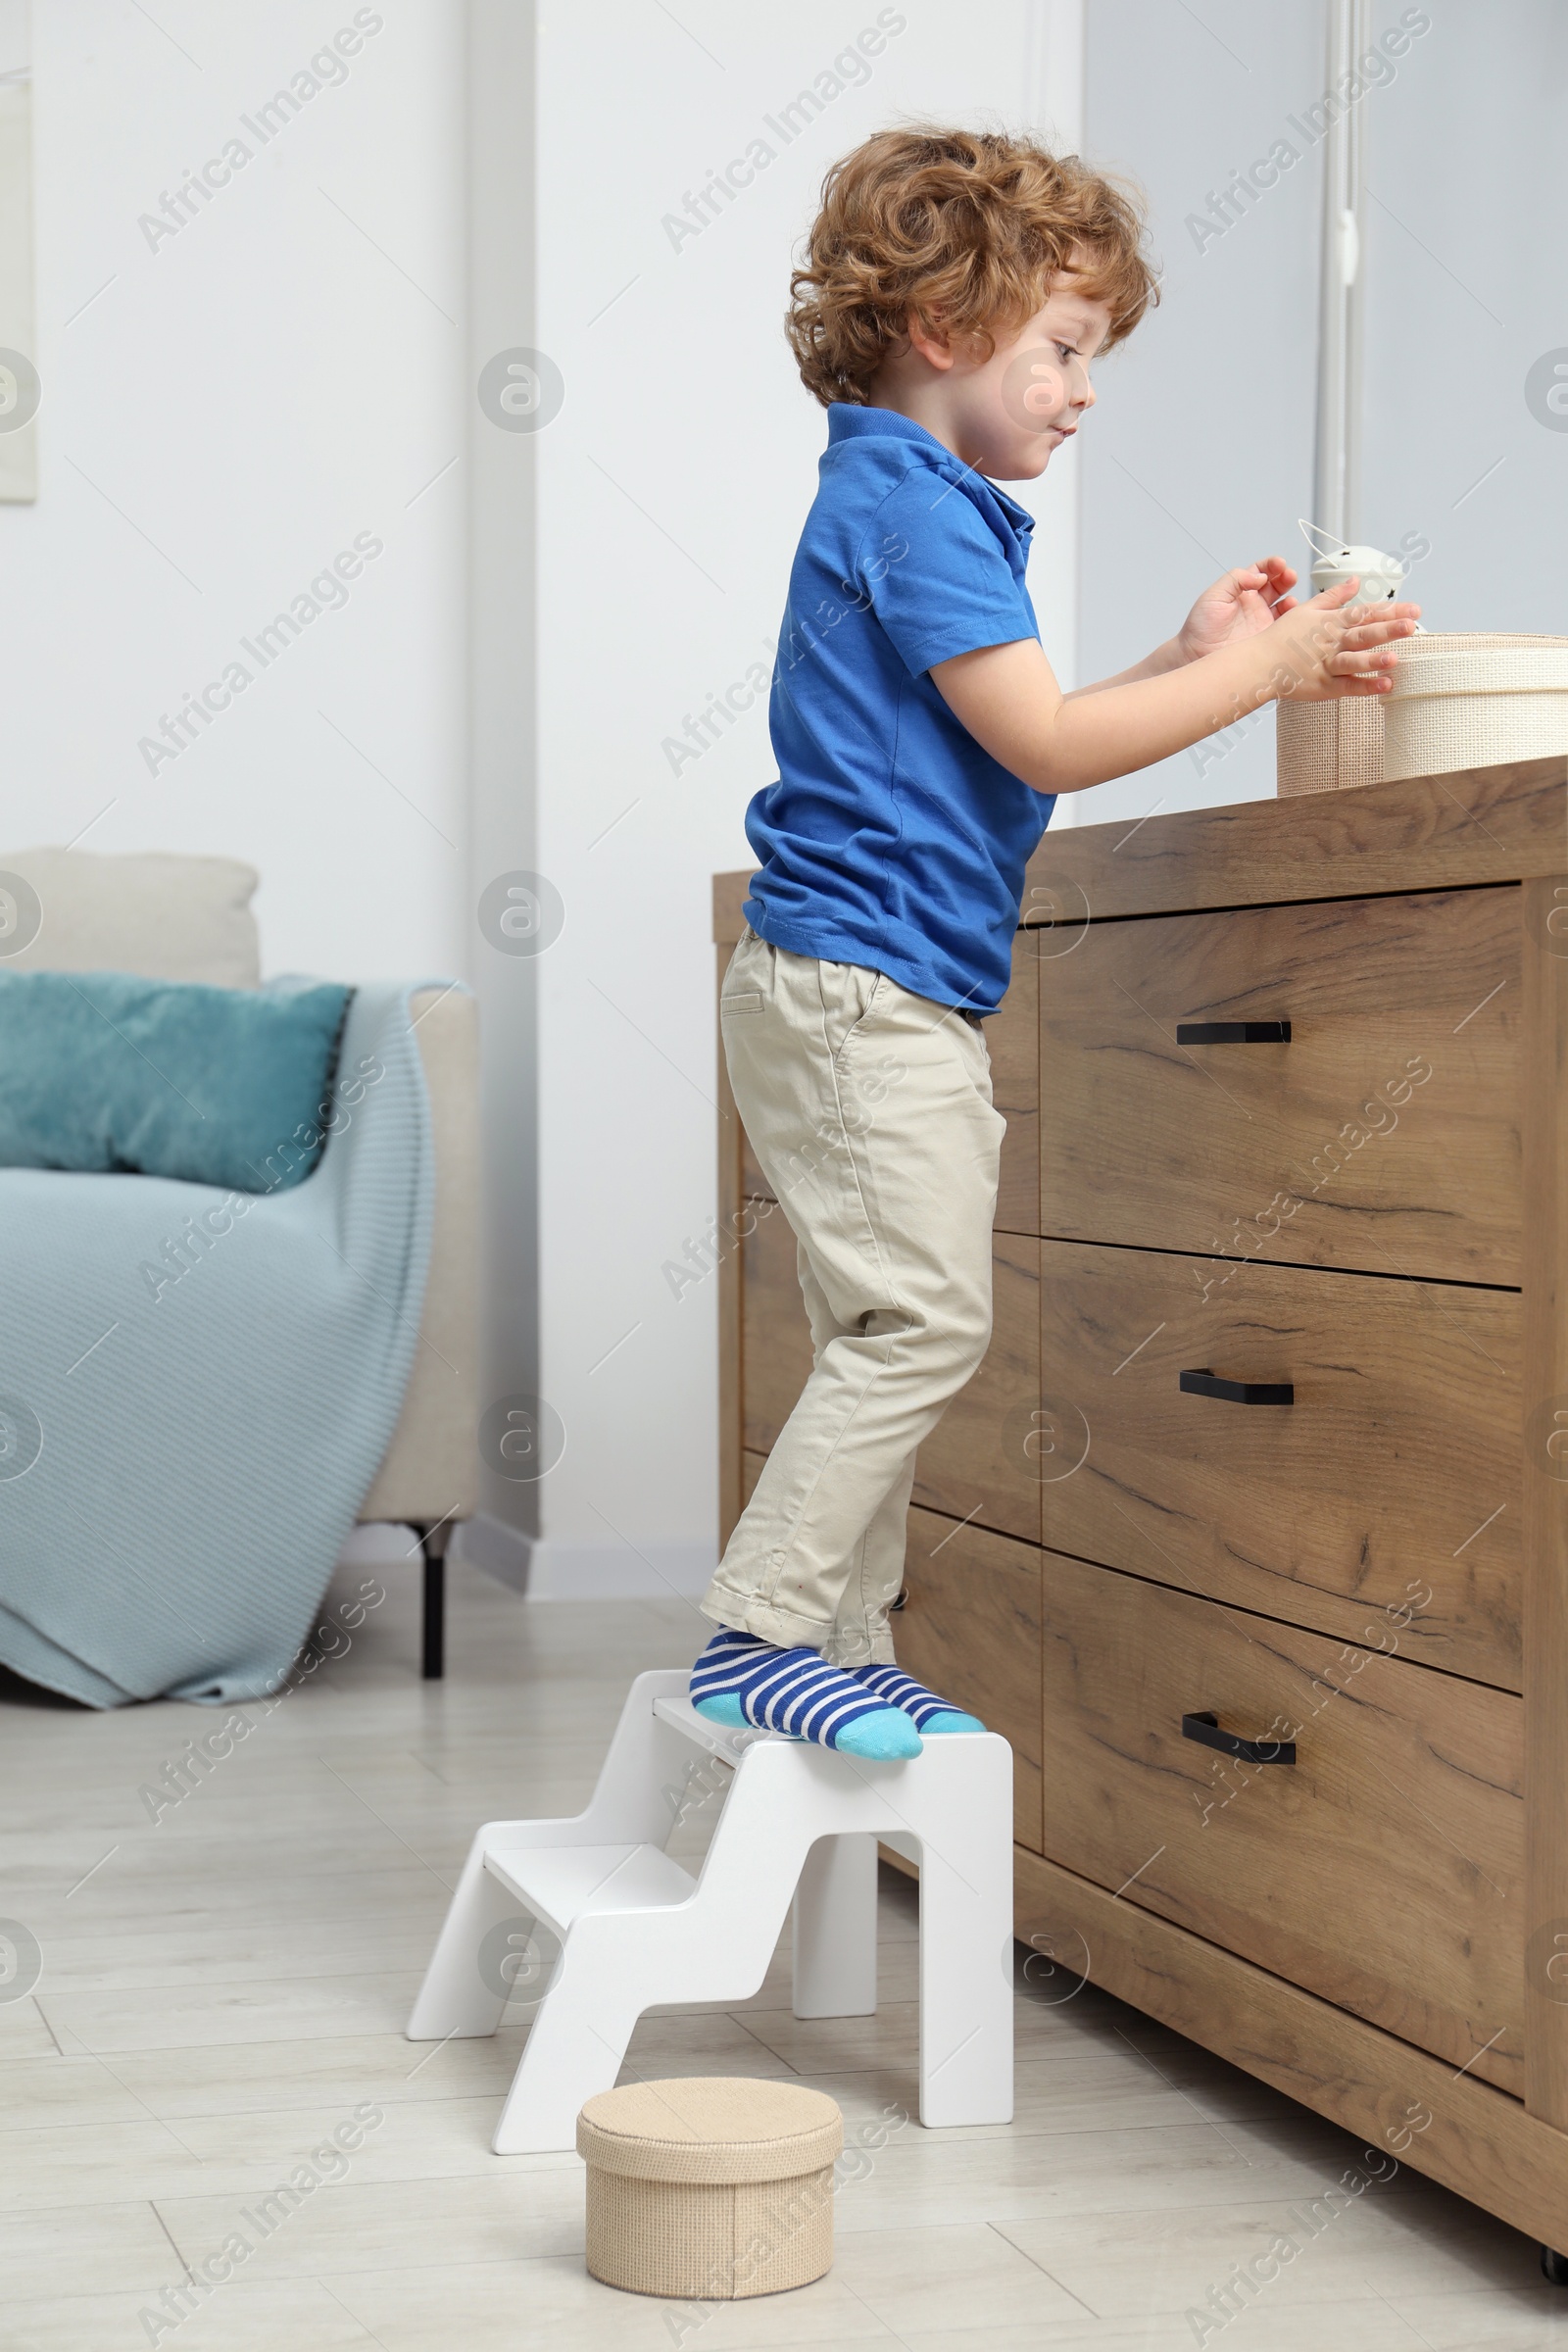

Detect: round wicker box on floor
577,2077,843,2301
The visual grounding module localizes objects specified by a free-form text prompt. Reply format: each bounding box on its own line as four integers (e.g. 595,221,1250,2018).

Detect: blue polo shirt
743,404,1053,1016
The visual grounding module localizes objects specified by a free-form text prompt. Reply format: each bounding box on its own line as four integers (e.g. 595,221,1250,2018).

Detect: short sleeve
856,466,1037,676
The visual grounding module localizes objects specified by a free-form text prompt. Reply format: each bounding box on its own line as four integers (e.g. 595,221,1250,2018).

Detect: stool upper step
651,1690,785,1759
486,1840,698,1937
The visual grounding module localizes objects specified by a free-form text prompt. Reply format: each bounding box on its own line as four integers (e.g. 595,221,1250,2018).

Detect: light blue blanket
0,981,442,1706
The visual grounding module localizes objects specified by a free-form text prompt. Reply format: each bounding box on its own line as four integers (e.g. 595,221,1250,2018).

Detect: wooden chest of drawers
714,751,1568,2252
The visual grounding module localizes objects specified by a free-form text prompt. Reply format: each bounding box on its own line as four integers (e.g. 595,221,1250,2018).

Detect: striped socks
849,1663,986,1735
690,1629,922,1759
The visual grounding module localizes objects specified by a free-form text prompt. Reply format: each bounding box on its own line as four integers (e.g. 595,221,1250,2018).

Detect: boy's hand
1263,576,1422,702
1177,558,1298,661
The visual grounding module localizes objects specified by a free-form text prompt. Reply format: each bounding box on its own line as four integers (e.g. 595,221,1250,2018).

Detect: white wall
1064,0,1565,833
1359,0,1568,637
507,0,1086,1593
1067,0,1327,829
7,1,467,982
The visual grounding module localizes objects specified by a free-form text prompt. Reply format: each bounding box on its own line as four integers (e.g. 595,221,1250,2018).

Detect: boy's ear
905,309,956,371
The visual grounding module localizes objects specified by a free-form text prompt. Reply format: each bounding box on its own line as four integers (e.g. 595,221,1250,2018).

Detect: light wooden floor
2,1554,1564,2351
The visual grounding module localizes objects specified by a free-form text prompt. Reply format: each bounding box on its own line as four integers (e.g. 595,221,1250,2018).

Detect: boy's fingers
1331,647,1400,675
1340,616,1419,648
1346,610,1420,634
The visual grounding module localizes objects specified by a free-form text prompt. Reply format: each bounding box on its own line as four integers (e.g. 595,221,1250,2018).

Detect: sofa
0,845,479,1677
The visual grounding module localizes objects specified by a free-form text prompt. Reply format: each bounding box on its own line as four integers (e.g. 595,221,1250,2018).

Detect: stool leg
493,1940,643,2153
792,1832,878,2019
916,1741,1014,2128
408,1836,519,2039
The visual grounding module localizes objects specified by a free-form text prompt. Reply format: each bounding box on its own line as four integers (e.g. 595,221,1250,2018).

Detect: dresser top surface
712,755,1568,939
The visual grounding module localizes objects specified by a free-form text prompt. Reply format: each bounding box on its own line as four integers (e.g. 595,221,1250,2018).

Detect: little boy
692,126,1418,1758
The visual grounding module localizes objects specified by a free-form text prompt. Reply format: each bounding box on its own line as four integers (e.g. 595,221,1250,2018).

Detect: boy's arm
1063,558,1300,698
930,579,1420,796
1062,636,1187,696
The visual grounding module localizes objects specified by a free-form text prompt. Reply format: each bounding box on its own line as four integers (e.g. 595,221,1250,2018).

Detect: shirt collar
825,403,1036,538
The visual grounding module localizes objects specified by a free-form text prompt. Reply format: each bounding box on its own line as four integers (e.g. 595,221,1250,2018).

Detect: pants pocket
822,965,883,1062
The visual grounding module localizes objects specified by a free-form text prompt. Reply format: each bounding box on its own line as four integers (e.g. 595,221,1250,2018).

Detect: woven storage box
1382,631,1568,780
578,2078,843,2300
1276,694,1385,796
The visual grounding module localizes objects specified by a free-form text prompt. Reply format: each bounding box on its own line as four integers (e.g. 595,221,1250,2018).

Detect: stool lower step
485,1841,698,1939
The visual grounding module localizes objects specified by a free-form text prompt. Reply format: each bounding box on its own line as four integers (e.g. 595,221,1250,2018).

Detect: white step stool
408,1667,1014,2153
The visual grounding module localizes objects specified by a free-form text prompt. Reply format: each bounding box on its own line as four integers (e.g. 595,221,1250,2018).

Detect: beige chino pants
701,928,1005,1667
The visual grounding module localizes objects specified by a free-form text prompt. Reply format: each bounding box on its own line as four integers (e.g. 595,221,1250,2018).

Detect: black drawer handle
1175,1020,1291,1044
1180,1368,1295,1406
1183,1710,1297,1766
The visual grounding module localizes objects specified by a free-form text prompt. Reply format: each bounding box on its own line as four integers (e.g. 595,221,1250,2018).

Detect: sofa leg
417,1524,450,1681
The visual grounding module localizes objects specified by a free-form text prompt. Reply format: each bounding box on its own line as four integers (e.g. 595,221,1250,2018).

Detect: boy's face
905,266,1113,483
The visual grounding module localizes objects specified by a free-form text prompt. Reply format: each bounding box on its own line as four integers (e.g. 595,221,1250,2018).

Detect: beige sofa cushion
0,847,261,985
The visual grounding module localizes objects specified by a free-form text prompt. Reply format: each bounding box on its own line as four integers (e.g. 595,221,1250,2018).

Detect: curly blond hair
786,125,1159,408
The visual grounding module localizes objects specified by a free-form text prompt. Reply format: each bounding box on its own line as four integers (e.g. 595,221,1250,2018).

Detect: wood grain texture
1013,1845,1568,2255
911,1235,1043,1544
901,1505,1043,1853
740,1121,774,1204
990,934,1039,1237
1037,1549,1522,2089
1038,1238,1521,1689
1039,887,1520,1285
1522,874,1568,2126
1020,754,1567,923
713,870,753,945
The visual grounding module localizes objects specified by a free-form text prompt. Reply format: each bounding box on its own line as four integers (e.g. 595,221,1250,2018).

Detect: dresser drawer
740,1208,1042,1545
1039,887,1519,1284
900,1506,1043,1853
1038,1239,1520,1689
738,931,1039,1236
988,936,1038,1236
1039,1550,1523,2089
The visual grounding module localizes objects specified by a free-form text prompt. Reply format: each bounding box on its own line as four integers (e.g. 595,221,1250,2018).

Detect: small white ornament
1298,518,1406,605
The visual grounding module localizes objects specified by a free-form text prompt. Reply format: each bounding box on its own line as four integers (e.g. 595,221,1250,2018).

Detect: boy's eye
1054,341,1078,363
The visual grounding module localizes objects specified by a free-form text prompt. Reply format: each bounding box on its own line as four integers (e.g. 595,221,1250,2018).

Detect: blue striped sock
690,1630,922,1759
849,1663,985,1735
